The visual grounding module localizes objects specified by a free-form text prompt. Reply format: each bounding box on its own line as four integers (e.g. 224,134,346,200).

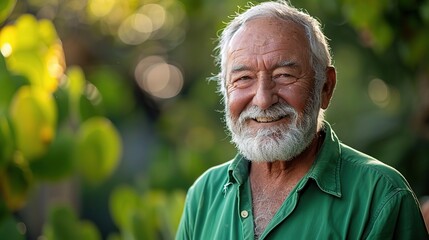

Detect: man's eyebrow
230,64,251,74
229,60,299,73
274,60,298,69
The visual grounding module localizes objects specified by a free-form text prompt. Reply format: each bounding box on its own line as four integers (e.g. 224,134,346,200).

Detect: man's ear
321,66,336,109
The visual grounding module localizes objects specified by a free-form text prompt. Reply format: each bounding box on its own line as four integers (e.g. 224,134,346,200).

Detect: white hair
213,0,332,114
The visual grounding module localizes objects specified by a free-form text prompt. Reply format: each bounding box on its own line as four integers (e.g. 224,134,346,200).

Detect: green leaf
109,185,139,230
79,221,101,240
0,156,33,211
0,215,25,240
66,66,85,101
43,205,101,240
141,190,167,228
0,0,16,24
30,129,76,181
75,117,121,184
6,51,44,88
9,86,57,160
0,113,14,167
165,190,186,235
0,197,10,224
0,55,14,111
1,15,63,92
38,19,58,46
131,212,156,240
421,1,429,23
66,66,86,116
14,15,40,51
45,205,79,240
106,233,122,240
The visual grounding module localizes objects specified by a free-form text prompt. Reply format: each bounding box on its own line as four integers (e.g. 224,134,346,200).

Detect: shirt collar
303,121,342,197
226,121,342,197
227,154,249,185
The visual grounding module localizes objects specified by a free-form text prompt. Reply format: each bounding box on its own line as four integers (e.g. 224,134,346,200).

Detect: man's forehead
227,18,308,54
232,17,303,40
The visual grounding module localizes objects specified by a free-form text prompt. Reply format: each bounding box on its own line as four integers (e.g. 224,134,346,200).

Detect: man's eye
274,73,293,79
231,76,252,83
229,75,254,88
238,76,251,81
273,73,298,84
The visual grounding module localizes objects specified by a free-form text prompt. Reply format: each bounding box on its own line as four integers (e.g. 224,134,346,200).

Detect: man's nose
252,78,278,110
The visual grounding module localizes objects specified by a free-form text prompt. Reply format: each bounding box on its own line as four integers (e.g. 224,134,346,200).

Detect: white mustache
237,103,298,125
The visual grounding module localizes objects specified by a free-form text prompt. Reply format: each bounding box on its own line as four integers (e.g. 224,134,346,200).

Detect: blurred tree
338,0,429,195
0,4,122,240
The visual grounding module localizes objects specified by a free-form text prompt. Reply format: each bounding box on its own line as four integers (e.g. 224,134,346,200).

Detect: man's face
224,17,320,162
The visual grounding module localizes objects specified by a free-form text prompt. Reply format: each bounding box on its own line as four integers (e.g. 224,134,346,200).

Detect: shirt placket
238,177,254,240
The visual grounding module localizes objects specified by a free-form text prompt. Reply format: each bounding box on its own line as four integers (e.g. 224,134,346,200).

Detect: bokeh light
133,13,152,34
88,0,115,18
134,56,183,99
139,4,166,31
85,82,102,105
1,43,12,57
118,14,152,45
368,78,390,108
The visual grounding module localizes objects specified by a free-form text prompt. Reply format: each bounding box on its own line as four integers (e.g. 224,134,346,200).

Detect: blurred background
0,0,428,239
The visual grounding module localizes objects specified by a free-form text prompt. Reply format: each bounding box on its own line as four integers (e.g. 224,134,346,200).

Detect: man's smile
253,115,286,123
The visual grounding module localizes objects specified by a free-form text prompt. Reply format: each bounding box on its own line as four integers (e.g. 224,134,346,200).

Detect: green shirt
176,122,428,239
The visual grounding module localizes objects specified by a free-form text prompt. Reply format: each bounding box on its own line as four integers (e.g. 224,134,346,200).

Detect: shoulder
187,160,232,198
339,145,428,238
177,161,232,238
339,143,411,191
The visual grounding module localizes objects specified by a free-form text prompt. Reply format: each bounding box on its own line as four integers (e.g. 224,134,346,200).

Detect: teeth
255,116,282,123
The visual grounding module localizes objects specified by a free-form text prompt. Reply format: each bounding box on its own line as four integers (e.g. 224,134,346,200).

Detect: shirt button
240,210,249,218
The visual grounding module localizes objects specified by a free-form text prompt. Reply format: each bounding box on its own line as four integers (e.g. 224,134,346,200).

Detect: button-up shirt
176,122,428,239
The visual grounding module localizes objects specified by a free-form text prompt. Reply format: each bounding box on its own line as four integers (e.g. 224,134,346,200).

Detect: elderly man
176,1,428,239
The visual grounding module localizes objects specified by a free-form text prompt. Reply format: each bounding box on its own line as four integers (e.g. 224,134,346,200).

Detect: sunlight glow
143,63,183,99
86,83,102,105
368,78,390,108
118,14,151,45
1,43,12,57
139,4,166,31
89,0,115,17
133,14,153,33
134,56,183,99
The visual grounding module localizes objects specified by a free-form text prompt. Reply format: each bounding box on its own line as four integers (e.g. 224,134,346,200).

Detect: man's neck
249,131,324,238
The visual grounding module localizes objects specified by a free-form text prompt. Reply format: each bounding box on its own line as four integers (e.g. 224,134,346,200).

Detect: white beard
225,96,320,162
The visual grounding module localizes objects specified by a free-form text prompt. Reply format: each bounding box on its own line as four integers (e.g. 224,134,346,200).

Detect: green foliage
338,0,429,69
0,215,25,240
109,185,185,240
0,14,64,92
66,66,86,120
331,0,429,195
0,11,124,189
76,117,122,184
43,205,101,240
0,56,17,111
86,66,135,118
0,0,16,24
341,0,393,52
29,129,76,181
0,114,14,166
0,7,122,240
0,154,32,211
9,86,57,160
